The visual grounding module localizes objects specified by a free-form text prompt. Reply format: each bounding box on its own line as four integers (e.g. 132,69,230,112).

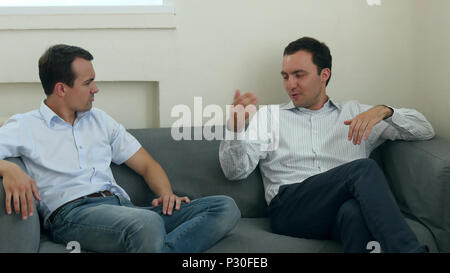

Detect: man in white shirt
0,44,240,253
219,37,434,252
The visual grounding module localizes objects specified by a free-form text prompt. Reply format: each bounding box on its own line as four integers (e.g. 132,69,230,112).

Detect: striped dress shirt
219,99,435,205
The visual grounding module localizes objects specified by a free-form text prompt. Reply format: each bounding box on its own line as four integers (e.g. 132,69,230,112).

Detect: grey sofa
1,127,449,253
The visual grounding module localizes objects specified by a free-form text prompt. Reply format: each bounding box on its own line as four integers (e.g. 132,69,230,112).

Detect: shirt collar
280,97,342,112
39,100,59,128
39,100,91,128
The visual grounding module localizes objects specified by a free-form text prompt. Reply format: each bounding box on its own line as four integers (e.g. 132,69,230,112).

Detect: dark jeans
268,158,427,253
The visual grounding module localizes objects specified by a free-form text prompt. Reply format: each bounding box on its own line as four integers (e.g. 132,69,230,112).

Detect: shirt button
79,146,83,149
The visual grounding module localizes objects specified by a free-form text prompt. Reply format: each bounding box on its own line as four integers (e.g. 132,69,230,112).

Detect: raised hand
228,89,259,132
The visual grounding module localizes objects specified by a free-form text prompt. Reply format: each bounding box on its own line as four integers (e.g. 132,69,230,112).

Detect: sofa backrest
111,127,268,218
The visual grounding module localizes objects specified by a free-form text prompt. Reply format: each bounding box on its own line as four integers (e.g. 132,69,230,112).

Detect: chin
83,104,93,111
292,100,305,108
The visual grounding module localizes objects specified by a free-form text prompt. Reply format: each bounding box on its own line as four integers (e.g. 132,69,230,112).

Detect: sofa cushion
111,128,268,218
0,157,41,253
205,218,343,253
205,217,438,253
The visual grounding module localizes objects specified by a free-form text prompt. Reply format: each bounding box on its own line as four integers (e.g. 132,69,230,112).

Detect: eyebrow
83,77,95,84
281,69,308,75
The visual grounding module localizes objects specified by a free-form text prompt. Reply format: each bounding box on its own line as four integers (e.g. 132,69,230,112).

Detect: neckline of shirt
39,100,91,128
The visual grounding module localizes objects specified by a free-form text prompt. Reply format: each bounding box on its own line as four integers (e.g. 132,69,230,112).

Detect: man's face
281,50,329,109
64,57,99,112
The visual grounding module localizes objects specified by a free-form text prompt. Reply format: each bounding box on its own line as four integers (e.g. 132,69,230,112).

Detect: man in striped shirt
219,37,434,253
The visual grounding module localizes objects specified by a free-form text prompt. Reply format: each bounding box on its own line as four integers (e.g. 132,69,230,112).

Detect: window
0,0,176,29
0,0,175,15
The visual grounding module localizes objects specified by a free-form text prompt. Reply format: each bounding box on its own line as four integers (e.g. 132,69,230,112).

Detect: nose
91,82,99,94
286,76,297,91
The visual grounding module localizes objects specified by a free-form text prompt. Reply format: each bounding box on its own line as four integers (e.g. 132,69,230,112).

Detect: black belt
49,190,113,223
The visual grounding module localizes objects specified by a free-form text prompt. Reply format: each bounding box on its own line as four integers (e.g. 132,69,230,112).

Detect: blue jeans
47,195,240,253
268,159,427,253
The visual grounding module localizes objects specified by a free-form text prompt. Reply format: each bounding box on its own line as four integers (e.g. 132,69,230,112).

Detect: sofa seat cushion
205,218,343,253
205,217,439,253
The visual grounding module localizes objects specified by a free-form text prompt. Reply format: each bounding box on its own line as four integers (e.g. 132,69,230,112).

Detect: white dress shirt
219,99,435,205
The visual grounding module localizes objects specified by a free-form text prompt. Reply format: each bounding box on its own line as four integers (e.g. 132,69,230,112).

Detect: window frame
0,0,174,15
0,0,176,30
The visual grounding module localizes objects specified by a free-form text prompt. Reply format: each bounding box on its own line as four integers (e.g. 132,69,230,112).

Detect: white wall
413,0,450,140
0,0,448,139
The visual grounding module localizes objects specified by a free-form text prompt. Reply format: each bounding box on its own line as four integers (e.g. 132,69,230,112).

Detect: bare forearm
125,148,173,196
142,162,173,197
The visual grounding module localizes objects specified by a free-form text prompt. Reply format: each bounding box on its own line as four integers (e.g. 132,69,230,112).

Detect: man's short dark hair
38,44,94,96
284,37,332,86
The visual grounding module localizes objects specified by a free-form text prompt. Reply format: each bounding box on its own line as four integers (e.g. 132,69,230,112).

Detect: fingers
5,192,12,215
228,89,259,133
31,180,41,202
11,191,31,220
355,121,368,145
364,122,375,141
152,197,162,207
175,198,182,211
347,121,354,141
344,120,352,125
346,118,369,145
2,166,39,220
233,89,241,100
162,195,170,215
13,191,20,215
233,92,258,107
175,196,191,211
167,195,175,215
155,195,191,215
26,190,34,218
345,106,387,144
20,191,28,220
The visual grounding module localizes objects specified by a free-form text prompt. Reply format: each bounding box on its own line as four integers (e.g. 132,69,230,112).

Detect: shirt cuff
382,104,396,123
224,127,246,141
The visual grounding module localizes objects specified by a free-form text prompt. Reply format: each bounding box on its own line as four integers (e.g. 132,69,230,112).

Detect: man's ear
320,68,331,84
53,82,66,97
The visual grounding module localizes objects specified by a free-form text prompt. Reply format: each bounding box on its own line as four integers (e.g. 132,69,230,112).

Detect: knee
353,158,378,170
217,195,241,219
123,210,166,253
337,200,365,225
350,158,383,178
209,195,241,230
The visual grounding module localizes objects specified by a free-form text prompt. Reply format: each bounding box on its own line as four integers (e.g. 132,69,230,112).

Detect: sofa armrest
0,157,40,253
374,137,450,252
